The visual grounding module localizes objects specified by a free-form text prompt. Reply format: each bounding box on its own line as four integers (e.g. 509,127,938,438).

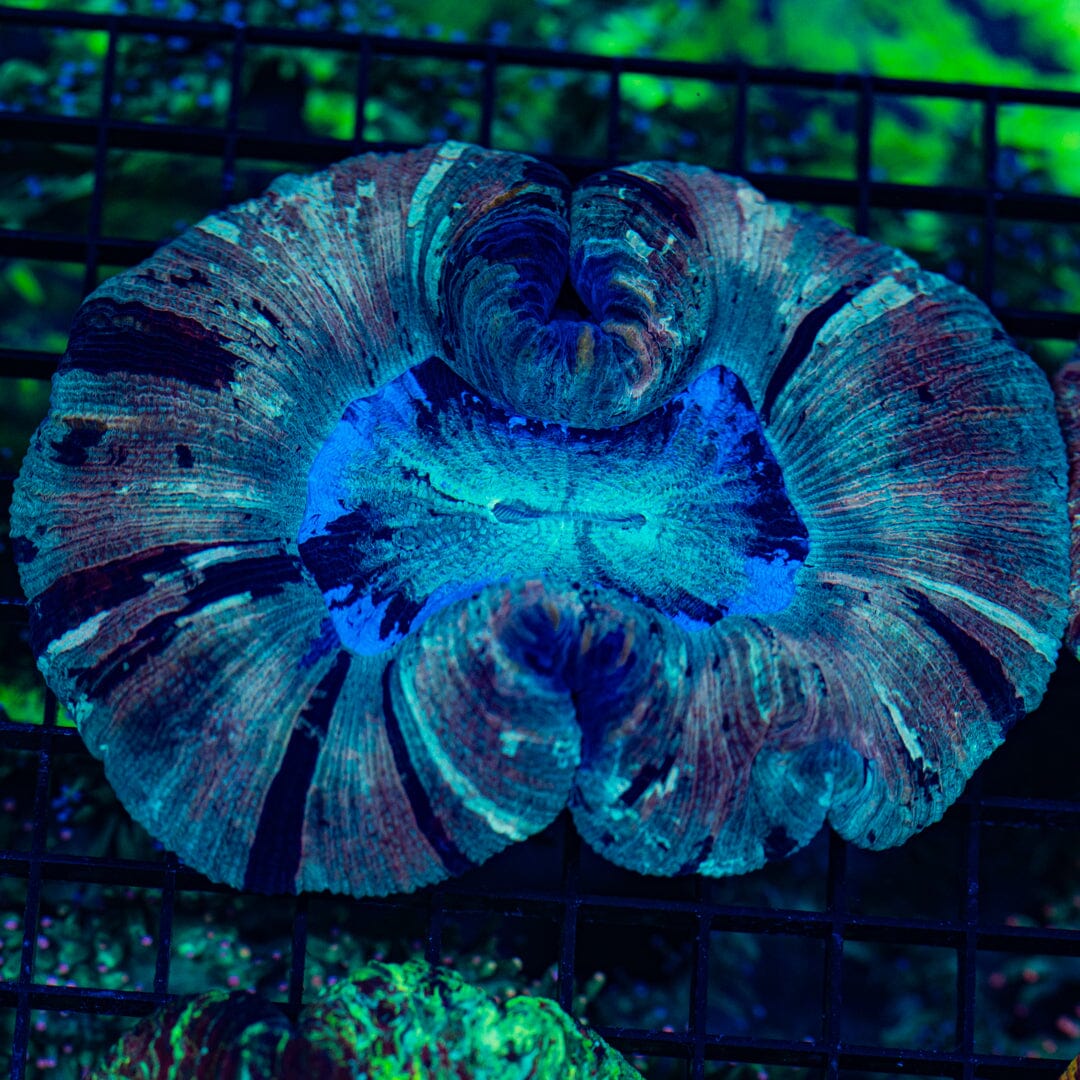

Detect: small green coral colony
85,960,641,1079
10,141,1071,898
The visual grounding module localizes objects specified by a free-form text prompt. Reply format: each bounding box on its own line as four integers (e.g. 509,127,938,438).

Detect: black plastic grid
3,6,1080,1079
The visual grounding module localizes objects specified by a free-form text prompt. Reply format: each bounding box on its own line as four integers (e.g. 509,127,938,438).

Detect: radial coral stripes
10,141,1070,896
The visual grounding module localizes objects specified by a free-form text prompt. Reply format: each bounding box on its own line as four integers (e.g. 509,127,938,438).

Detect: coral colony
10,141,1070,900
86,960,640,1079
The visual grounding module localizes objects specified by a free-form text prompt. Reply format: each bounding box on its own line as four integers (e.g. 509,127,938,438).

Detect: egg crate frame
3,5,1080,1079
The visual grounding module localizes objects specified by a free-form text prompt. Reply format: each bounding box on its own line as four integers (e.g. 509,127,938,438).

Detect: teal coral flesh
299,359,807,655
85,959,642,1079
1055,357,1080,655
9,141,1070,896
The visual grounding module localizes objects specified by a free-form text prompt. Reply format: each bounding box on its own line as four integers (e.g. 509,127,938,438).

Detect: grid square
979,663,1080,800
26,1005,133,1080
976,947,1080,1058
94,263,131,290
0,748,39,853
708,929,824,1041
799,203,858,232
171,888,296,999
0,141,96,235
993,218,1080,314
578,839,700,902
576,908,695,1033
113,31,230,127
438,908,563,1004
618,74,734,166
0,260,85,353
699,829,830,913
980,825,1080,932
999,103,1080,197
241,45,359,142
0,377,50,471
474,912,560,986
229,155,319,204
871,94,982,187
0,874,26,981
747,86,857,179
493,65,610,159
0,1005,13,1080
436,911,548,980
420,907,567,1013
44,752,160,861
102,148,223,242
458,815,567,893
845,814,963,922
366,56,482,146
0,27,109,118
227,2,361,32
867,208,984,295
32,879,160,993
627,1051,689,1080
0,484,16,602
306,895,429,991
0,620,65,730
840,940,957,1050
626,1049,688,1080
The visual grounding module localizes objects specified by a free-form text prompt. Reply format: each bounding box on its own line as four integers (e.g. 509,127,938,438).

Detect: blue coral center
297,358,809,656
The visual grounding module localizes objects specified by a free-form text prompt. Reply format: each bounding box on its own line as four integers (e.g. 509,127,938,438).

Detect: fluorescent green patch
87,960,640,1078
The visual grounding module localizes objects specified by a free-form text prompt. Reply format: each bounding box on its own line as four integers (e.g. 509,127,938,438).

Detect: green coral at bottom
86,958,642,1079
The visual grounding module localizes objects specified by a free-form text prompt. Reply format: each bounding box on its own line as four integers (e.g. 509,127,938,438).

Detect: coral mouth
298,356,808,655
491,501,647,529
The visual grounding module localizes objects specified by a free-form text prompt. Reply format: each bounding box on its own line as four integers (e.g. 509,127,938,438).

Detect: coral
85,959,640,1079
10,142,1069,896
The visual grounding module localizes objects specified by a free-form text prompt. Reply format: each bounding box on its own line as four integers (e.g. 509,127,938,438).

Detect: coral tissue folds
87,960,641,1079
11,142,1069,897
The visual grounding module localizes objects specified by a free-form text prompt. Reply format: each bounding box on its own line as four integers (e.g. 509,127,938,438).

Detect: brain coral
10,141,1069,896
86,959,641,1079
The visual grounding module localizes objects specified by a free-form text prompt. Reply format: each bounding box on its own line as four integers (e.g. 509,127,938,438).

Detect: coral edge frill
10,141,1070,897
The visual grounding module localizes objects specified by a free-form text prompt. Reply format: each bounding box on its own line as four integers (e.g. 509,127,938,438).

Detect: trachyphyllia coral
86,960,641,1079
10,141,1069,897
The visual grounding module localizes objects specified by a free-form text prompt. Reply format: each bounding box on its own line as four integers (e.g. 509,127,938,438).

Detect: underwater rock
85,959,641,1079
10,142,1069,895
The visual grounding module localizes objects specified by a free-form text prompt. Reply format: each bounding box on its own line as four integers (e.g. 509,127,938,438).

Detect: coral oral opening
298,356,808,655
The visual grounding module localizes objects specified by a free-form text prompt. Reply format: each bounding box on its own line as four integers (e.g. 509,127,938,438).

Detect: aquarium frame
2,5,1080,1079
